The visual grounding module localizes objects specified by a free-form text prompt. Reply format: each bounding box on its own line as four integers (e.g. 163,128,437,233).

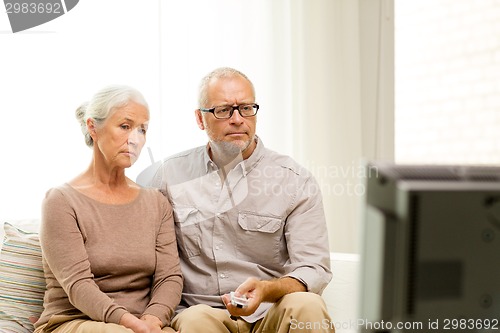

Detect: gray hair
198,67,255,108
75,85,149,147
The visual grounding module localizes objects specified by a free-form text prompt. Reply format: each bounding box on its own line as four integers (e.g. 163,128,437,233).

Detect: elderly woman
34,86,182,333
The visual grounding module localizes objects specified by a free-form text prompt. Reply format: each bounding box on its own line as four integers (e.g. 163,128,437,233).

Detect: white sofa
323,253,360,333
0,221,360,333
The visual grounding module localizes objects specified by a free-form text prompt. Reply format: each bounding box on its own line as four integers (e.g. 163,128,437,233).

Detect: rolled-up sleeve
283,176,332,294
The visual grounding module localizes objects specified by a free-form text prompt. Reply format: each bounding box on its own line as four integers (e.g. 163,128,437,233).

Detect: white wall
0,0,162,220
395,0,500,164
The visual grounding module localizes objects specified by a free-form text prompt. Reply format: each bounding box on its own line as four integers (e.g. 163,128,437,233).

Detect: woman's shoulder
138,186,172,211
41,184,81,213
44,183,74,200
139,186,169,202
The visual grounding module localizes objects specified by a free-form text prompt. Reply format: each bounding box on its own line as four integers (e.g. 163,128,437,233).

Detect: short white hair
198,67,255,108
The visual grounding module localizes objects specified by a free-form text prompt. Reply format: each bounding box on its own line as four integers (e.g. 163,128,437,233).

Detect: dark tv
359,163,500,333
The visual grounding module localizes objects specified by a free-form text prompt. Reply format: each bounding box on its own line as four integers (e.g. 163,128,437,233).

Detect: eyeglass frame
199,103,259,119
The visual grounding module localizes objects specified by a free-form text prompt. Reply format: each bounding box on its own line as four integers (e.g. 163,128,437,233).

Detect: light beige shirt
138,138,332,321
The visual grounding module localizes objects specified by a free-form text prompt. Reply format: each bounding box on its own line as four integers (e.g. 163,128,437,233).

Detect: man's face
196,75,257,160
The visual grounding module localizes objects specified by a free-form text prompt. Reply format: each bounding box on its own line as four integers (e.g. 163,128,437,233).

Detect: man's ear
195,109,205,130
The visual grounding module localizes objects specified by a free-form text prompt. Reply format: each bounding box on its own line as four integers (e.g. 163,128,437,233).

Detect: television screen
359,163,500,333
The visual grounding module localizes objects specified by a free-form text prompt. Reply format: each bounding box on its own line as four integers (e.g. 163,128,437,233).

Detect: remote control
230,291,248,308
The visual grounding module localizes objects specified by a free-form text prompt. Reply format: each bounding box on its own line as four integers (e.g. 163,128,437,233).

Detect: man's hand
222,277,263,317
222,276,307,317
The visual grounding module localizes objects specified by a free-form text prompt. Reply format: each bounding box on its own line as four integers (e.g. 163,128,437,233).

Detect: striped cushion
0,222,45,333
0,319,28,333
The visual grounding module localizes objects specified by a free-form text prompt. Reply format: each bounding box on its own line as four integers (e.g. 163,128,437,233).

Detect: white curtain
288,0,394,253
157,0,394,253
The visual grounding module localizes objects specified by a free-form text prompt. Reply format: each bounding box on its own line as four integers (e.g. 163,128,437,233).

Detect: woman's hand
120,313,162,333
140,314,163,332
141,315,180,333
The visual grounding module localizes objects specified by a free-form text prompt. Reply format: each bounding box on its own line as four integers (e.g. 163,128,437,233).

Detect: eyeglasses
200,104,259,119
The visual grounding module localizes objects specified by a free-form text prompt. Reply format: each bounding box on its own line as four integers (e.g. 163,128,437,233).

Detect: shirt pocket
236,212,284,265
237,213,283,233
173,206,202,258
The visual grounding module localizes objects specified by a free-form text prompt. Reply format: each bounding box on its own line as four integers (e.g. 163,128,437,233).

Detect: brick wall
395,0,500,164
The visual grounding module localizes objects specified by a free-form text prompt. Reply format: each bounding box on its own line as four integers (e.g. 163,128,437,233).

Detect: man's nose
229,108,244,123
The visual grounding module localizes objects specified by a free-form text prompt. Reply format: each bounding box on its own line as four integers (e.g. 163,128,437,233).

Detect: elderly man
138,67,334,333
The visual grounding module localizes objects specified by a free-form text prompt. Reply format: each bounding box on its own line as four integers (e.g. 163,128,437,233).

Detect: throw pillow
0,319,29,333
0,222,45,333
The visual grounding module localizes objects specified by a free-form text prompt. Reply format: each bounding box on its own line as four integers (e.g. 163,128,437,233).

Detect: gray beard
209,140,246,167
211,134,259,172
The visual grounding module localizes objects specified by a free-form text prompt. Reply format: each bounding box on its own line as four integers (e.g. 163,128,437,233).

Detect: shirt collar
203,142,216,173
242,136,264,176
203,136,265,176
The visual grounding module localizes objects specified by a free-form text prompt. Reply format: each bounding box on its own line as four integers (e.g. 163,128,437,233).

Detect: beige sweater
35,184,182,330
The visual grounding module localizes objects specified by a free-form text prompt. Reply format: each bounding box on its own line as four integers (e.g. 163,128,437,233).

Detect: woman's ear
195,109,205,130
87,118,98,141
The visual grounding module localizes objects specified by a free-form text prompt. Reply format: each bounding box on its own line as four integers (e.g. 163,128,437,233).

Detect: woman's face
91,100,149,169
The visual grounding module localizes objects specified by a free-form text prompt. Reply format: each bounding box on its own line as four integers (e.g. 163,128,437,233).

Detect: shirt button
220,273,226,278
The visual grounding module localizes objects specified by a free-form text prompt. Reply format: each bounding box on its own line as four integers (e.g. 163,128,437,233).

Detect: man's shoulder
136,146,205,187
261,147,312,177
162,146,206,164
